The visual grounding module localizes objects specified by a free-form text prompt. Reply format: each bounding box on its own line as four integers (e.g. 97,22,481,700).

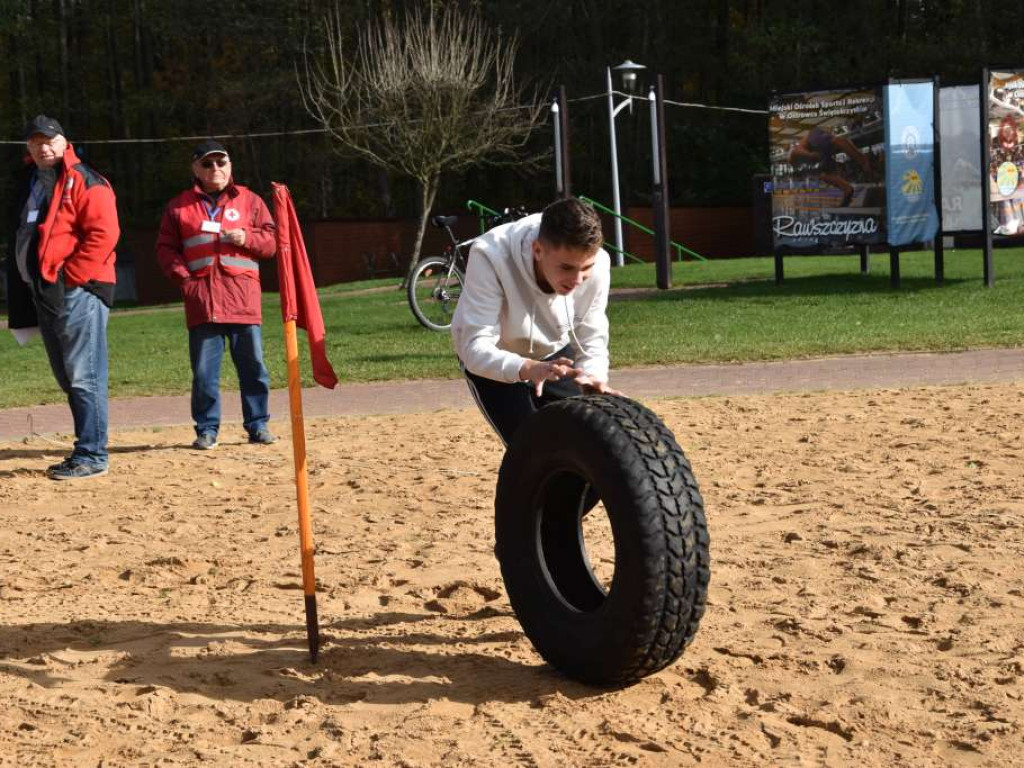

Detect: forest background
0,0,1016,231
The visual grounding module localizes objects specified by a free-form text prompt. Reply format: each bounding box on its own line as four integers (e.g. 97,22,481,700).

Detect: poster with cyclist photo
987,70,1024,237
769,87,886,248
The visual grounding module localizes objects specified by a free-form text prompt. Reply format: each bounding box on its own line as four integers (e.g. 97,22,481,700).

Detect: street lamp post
552,99,564,196
606,59,646,266
551,86,571,198
650,74,672,290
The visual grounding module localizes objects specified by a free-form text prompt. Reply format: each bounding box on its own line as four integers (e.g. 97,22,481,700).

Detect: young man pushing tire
452,197,709,686
451,197,618,445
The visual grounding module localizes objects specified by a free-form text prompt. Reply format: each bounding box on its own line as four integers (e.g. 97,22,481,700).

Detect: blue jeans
188,323,271,438
38,287,110,467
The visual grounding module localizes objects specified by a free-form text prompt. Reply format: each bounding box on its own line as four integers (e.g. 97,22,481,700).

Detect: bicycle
407,207,529,332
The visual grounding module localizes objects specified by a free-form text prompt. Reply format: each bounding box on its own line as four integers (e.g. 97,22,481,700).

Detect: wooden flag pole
284,318,319,663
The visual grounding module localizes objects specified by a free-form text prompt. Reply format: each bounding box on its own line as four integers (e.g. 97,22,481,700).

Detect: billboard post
932,76,945,284
980,67,1024,287
981,67,994,287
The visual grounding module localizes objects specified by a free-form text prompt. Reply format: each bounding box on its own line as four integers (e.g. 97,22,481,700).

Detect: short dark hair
538,197,603,251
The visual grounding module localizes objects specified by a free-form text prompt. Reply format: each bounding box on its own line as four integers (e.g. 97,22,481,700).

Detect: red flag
272,182,339,389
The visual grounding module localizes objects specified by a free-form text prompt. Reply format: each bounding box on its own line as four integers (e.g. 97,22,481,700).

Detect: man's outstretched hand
519,357,581,397
519,358,623,397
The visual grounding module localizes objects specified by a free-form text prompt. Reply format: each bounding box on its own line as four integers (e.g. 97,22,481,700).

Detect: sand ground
2,383,1024,767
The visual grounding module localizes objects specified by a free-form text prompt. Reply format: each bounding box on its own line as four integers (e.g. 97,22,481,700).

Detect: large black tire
407,256,464,332
495,394,709,686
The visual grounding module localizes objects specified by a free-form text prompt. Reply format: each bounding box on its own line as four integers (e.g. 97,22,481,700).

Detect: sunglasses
200,158,229,169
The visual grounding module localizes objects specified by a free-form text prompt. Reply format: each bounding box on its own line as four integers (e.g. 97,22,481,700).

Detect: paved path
1,348,1022,442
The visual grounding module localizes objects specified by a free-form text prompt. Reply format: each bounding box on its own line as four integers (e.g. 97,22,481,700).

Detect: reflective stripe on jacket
155,182,276,328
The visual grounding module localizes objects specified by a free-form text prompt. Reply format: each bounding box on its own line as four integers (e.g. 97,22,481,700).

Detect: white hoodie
451,214,611,384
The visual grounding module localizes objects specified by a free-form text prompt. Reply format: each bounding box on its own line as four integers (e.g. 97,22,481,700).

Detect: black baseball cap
192,139,229,161
25,115,64,140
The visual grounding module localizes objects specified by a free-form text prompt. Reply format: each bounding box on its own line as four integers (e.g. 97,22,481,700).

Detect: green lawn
0,247,1022,409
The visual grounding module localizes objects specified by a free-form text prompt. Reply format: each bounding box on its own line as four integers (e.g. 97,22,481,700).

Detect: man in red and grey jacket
4,115,119,480
156,140,277,450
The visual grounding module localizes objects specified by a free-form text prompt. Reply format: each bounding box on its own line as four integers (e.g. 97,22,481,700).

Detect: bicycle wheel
407,256,464,332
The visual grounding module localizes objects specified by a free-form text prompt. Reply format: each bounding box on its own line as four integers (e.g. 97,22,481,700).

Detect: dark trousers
463,352,599,520
462,349,583,446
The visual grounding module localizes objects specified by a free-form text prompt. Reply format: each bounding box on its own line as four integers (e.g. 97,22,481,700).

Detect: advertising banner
884,82,939,246
987,70,1024,236
939,85,983,232
769,87,886,248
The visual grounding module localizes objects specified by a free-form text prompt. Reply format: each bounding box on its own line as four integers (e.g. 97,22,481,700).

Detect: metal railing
465,200,501,234
467,197,705,264
579,195,708,263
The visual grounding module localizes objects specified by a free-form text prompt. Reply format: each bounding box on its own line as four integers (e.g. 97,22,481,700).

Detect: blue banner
884,82,939,246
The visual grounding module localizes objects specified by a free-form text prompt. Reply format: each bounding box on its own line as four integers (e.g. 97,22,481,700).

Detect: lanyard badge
201,198,223,234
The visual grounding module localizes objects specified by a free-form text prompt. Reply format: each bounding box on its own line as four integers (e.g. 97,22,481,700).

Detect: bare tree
301,4,546,283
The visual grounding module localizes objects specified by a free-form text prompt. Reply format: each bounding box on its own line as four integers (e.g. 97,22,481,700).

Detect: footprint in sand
424,581,503,614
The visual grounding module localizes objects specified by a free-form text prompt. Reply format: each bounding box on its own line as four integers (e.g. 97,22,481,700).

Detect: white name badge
26,210,39,223
200,220,222,234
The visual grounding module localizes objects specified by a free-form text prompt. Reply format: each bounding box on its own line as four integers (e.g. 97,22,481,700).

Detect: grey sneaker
48,461,109,481
249,428,276,445
192,433,219,450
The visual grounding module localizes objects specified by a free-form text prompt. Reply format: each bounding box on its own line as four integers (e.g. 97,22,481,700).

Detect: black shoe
192,433,219,450
249,428,276,445
47,457,74,474
48,461,109,481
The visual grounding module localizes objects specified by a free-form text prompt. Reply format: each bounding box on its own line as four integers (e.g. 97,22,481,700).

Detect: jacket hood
60,142,81,170
507,213,541,284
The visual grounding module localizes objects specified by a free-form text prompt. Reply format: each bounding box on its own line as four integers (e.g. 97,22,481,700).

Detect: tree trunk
132,0,145,95
402,174,439,287
105,5,123,197
31,0,47,103
377,167,394,217
714,0,730,103
895,0,908,43
11,36,27,127
132,0,154,223
57,0,70,120
973,0,988,59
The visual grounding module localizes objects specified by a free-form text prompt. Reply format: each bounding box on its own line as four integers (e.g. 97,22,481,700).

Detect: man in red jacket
156,140,277,449
4,115,119,480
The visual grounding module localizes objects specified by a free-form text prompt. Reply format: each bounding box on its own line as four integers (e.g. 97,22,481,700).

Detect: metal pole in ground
558,85,572,197
606,67,625,266
890,246,901,288
859,244,870,275
552,98,564,197
980,67,994,287
932,75,945,284
652,74,672,290
284,319,320,663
